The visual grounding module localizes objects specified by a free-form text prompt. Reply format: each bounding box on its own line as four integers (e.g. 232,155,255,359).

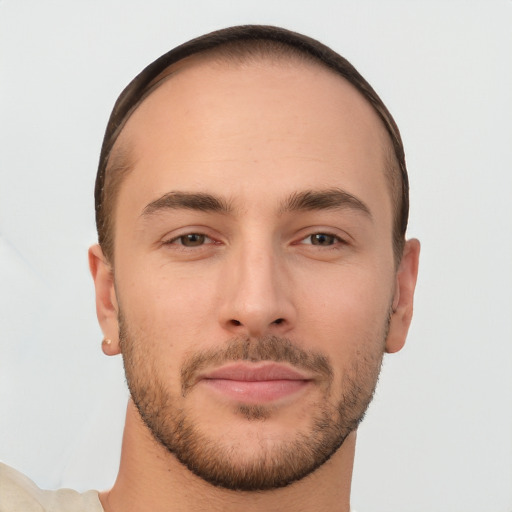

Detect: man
1,25,419,511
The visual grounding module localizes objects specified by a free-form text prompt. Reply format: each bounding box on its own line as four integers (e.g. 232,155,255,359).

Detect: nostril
273,318,285,325
230,319,242,326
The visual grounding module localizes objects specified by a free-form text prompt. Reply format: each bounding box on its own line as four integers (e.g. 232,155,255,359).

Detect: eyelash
163,231,347,250
163,233,217,248
298,232,347,247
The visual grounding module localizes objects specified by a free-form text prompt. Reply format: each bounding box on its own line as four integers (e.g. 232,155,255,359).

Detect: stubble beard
119,313,388,491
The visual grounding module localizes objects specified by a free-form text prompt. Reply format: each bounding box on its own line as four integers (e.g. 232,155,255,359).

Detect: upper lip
199,362,313,382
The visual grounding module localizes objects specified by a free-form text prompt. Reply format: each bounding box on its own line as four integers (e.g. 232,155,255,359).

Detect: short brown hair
95,25,409,264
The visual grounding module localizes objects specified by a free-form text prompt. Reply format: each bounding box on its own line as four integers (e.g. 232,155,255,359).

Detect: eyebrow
141,188,371,220
142,191,233,217
279,188,372,218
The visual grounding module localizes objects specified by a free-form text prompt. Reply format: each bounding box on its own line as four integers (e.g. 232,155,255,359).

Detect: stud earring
101,337,117,356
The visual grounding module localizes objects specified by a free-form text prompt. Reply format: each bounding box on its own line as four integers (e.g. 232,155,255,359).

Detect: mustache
180,336,333,396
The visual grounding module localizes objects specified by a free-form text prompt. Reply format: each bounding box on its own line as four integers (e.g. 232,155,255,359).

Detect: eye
167,233,212,247
303,233,342,246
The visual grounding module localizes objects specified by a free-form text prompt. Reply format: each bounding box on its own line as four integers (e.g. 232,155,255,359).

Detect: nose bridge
220,232,294,336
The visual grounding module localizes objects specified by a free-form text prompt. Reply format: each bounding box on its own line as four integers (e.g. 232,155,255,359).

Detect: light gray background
1,1,511,511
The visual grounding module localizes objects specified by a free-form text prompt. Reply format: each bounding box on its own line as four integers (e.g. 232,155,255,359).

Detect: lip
202,362,312,381
197,362,313,403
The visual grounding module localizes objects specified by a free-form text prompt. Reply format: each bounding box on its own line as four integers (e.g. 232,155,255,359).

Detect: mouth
197,362,313,404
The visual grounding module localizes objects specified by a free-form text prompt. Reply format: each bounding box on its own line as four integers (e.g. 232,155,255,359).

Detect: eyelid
165,233,214,245
293,228,351,245
301,234,347,248
301,232,343,244
160,227,222,248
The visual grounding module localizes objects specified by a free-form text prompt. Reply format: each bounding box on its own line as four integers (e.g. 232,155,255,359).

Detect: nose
218,240,296,338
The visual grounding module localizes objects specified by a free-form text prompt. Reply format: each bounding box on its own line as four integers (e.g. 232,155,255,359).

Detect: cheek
296,262,394,354
304,271,391,399
116,272,218,393
115,259,223,350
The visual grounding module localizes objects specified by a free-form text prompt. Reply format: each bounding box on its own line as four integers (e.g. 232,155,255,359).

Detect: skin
89,55,420,512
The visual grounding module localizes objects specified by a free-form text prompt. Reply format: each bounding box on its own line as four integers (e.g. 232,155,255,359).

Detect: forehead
114,55,392,219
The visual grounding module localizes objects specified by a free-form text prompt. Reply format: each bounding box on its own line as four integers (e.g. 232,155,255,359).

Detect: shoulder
0,463,103,512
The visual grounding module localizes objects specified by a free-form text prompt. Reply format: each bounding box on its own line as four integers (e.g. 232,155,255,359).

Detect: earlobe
89,244,121,355
385,239,420,354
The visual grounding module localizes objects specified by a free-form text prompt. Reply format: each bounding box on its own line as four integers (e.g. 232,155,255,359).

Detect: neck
100,401,355,512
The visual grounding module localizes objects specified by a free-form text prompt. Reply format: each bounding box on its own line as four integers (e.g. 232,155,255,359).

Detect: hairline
98,31,406,266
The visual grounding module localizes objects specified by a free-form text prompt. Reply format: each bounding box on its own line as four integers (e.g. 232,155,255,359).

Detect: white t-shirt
0,462,358,511
0,463,103,512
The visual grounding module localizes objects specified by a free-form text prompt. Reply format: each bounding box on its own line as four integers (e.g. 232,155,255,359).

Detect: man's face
104,56,404,490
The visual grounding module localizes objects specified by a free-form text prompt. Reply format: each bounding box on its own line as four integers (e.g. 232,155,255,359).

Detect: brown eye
309,233,337,246
178,234,206,246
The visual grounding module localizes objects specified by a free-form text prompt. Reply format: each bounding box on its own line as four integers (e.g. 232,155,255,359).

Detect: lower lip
201,378,310,403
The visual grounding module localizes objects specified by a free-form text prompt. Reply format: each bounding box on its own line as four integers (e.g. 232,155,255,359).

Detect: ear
385,239,420,354
88,244,121,356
